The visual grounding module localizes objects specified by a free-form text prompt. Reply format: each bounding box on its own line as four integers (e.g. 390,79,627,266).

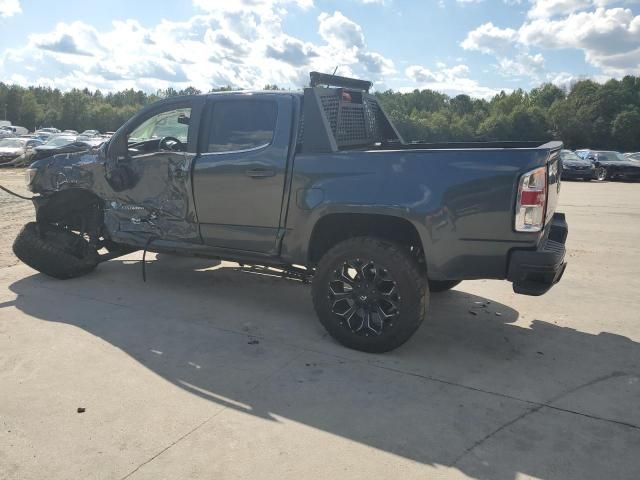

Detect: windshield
129,108,191,143
560,151,586,162
0,138,25,148
45,136,76,147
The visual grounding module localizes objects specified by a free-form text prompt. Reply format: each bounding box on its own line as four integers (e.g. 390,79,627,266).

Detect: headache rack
300,72,404,153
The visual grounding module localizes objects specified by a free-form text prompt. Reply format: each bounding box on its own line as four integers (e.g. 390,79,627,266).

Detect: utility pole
2,103,6,121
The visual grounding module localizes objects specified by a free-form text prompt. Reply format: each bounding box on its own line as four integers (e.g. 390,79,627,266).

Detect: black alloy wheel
328,258,400,336
312,237,428,353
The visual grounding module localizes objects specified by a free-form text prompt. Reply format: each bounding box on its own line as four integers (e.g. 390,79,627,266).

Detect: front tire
13,222,99,279
311,237,428,353
595,167,607,181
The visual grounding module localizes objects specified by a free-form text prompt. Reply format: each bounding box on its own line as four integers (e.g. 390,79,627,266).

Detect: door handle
246,168,276,178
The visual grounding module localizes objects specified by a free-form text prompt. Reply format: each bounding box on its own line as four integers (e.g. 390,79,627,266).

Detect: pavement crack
451,404,544,467
119,408,227,480
449,371,639,467
118,351,304,480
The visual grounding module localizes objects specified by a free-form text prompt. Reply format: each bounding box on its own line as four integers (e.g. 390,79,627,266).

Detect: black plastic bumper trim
508,213,568,296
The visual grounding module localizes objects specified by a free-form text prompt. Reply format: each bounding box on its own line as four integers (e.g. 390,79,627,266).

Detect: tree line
1,76,639,151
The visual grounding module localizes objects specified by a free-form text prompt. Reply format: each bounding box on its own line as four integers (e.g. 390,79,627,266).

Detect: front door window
129,107,192,154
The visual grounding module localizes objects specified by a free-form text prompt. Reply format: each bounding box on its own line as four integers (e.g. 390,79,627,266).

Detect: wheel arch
34,188,105,230
307,212,425,268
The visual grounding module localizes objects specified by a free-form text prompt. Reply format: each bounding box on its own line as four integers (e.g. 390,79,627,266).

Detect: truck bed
283,142,562,281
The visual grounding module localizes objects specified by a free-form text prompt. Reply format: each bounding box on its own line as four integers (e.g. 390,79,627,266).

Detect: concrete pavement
1,181,639,479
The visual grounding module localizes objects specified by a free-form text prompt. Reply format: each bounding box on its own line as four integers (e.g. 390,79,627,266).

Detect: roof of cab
205,90,302,99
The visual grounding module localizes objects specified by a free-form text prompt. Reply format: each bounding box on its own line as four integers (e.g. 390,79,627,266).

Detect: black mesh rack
300,72,404,153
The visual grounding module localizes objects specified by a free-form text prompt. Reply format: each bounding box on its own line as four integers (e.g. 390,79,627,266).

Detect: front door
192,95,293,255
105,98,203,243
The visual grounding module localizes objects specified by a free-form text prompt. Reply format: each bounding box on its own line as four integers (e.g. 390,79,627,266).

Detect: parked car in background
34,128,63,142
559,150,594,181
9,135,78,167
624,152,640,161
0,137,43,165
578,150,640,181
36,127,60,135
63,130,78,135
75,135,106,147
1,125,29,138
79,129,100,137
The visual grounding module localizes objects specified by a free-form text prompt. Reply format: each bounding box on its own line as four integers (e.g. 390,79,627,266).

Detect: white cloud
318,11,365,49
193,0,314,13
0,4,394,93
519,7,640,75
405,63,504,98
0,0,21,17
461,22,518,54
526,0,634,18
497,53,545,78
462,4,640,78
455,0,524,4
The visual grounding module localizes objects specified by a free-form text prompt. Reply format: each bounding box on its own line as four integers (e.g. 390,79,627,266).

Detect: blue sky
0,0,638,98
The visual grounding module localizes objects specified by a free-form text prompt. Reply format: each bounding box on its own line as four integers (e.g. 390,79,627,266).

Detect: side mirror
107,133,128,163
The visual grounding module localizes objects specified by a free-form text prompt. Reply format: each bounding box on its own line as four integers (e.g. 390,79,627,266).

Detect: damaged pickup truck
14,72,568,353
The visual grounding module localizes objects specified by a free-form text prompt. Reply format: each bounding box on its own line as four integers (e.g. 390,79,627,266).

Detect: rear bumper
507,213,568,296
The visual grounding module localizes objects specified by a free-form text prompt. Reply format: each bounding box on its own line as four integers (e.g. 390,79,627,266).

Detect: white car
0,137,43,164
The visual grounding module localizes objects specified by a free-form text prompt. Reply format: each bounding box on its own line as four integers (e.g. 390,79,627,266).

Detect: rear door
192,94,293,255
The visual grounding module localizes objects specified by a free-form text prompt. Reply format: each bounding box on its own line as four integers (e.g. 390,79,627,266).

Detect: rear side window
207,100,277,153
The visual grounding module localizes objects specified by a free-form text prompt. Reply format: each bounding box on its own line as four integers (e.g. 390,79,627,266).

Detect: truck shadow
6,256,640,480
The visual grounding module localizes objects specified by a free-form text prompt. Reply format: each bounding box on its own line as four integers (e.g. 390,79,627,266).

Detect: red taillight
520,190,545,206
515,166,547,232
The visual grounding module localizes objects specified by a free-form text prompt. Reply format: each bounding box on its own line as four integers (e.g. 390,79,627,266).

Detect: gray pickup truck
15,72,568,353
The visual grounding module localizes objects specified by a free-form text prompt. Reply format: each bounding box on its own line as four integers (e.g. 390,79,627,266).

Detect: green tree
612,110,640,152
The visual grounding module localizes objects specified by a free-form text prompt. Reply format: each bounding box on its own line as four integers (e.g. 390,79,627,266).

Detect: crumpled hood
30,149,104,193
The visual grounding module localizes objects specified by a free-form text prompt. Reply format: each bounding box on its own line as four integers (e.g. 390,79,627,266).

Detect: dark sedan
559,150,594,180
578,150,640,181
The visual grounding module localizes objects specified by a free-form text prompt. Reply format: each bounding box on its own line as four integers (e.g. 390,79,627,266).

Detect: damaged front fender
30,144,200,247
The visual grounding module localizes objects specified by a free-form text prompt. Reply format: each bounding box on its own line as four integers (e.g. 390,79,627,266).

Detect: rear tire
429,280,461,292
13,222,99,280
311,237,428,353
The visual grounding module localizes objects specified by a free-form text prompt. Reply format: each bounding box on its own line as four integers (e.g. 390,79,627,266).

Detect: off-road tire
429,280,462,292
312,237,428,353
13,222,99,280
